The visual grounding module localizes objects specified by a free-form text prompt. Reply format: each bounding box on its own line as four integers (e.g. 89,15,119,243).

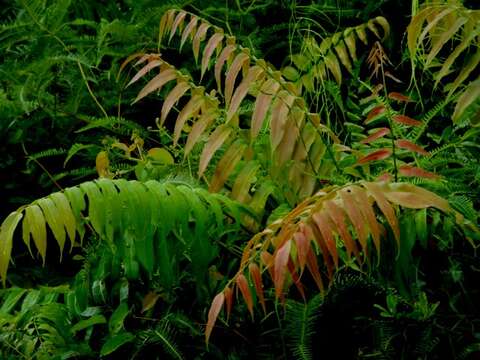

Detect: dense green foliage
0,0,479,359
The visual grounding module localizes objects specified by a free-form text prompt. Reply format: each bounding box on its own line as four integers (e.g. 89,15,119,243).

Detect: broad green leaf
100,332,135,356
22,205,47,264
79,181,105,238
0,287,26,313
64,186,86,243
0,212,23,284
109,302,130,334
71,315,107,334
50,192,77,251
37,197,67,258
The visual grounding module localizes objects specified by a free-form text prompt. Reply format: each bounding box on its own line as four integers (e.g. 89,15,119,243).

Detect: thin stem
380,59,398,181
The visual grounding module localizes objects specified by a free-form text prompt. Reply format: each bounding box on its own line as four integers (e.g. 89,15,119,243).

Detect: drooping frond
287,16,390,86
119,9,346,207
407,1,480,124
205,181,477,343
0,179,248,285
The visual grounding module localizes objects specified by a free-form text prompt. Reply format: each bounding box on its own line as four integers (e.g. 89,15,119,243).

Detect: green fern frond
26,148,67,164
0,179,249,285
138,317,184,360
285,294,322,360
289,16,390,86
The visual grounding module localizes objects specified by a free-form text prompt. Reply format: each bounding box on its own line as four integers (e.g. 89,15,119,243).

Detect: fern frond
137,317,184,360
407,1,480,123
121,9,345,206
289,16,390,86
205,181,477,342
285,294,322,360
0,179,249,285
26,148,67,165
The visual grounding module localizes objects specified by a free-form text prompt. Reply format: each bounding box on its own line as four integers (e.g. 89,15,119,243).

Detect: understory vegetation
0,0,479,358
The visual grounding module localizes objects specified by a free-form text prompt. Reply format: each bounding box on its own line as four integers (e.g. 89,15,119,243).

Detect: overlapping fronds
407,1,480,124
286,16,390,88
0,179,247,285
119,9,345,207
205,181,471,343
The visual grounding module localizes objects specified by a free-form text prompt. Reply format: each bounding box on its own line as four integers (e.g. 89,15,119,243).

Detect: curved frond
120,9,345,207
407,2,480,123
0,179,248,285
205,181,477,342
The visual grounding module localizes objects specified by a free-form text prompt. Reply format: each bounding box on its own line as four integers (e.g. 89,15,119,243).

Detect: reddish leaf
168,11,187,42
201,33,225,79
236,274,254,318
312,212,339,268
133,68,177,103
388,92,413,102
385,182,449,211
395,139,428,155
214,45,237,92
324,200,360,261
160,81,190,126
274,240,292,299
276,109,302,166
225,52,250,107
306,248,324,293
357,149,392,164
365,105,386,123
270,91,295,151
360,128,390,144
159,9,176,43
293,231,309,274
350,185,381,255
173,95,205,145
287,258,306,300
251,79,281,138
249,263,266,314
127,60,162,87
224,287,233,321
180,17,199,51
261,251,275,280
227,66,264,122
392,114,422,127
377,172,393,182
363,182,400,246
117,52,145,79
399,165,439,179
339,188,369,258
192,22,211,63
198,124,232,177
305,222,334,279
206,292,224,344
